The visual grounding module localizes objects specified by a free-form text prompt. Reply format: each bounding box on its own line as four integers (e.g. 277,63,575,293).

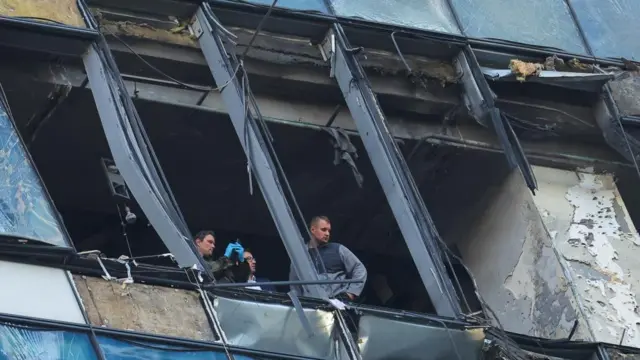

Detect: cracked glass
330,0,461,34
0,324,96,359
0,103,67,246
98,336,257,359
570,0,640,60
450,0,587,55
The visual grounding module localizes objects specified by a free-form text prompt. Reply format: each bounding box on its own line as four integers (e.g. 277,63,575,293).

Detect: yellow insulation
0,0,85,27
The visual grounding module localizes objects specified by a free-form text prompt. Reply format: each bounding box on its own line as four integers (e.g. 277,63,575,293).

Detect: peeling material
509,59,543,81
0,0,85,27
100,19,197,48
533,167,640,347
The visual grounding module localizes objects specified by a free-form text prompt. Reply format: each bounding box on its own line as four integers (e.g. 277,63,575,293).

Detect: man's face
196,234,215,257
310,219,331,244
244,251,256,274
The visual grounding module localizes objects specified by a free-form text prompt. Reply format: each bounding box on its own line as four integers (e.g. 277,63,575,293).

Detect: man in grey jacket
289,216,367,300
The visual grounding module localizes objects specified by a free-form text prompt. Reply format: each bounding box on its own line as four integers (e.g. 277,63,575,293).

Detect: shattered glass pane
229,0,330,13
97,336,257,360
450,0,587,54
0,103,68,246
330,0,461,34
570,0,640,60
0,323,96,359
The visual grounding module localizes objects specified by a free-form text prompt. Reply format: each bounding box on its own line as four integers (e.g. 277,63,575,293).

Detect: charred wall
450,170,587,339
533,167,640,347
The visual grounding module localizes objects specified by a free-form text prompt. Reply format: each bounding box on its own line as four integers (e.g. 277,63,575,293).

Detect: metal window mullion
328,24,461,318
194,6,324,298
83,45,207,271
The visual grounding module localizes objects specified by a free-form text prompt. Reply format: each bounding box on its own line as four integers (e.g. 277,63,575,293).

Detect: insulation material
509,59,543,81
533,166,640,347
0,323,96,359
450,0,587,55
100,20,197,48
570,0,640,61
0,0,85,27
330,0,461,34
0,99,69,246
72,275,215,341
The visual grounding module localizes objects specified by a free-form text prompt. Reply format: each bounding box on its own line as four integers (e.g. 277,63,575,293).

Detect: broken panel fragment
0,98,69,246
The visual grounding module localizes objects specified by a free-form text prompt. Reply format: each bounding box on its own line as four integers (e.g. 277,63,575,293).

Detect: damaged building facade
2,0,640,359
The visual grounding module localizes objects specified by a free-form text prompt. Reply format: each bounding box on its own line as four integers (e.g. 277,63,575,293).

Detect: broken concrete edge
92,7,458,84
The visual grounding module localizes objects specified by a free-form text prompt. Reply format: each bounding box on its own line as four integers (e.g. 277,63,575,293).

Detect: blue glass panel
0,323,96,359
0,101,68,246
98,336,256,360
570,0,640,60
235,0,329,13
450,0,587,54
330,0,461,34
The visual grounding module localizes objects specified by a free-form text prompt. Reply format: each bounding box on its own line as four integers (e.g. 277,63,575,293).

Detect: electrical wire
241,0,278,59
100,25,240,93
205,1,324,271
388,27,528,360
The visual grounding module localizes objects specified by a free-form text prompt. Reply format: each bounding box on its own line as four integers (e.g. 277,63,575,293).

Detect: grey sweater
289,242,367,299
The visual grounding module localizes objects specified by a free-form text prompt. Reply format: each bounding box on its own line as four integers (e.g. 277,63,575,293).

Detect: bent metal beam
192,5,325,298
321,24,462,318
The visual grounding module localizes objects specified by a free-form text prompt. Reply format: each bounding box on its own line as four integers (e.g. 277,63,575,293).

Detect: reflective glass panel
0,101,68,246
229,0,330,13
330,0,462,34
98,336,257,360
570,0,640,60
450,0,588,54
0,323,96,359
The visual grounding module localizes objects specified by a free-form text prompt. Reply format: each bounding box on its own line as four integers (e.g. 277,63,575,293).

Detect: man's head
194,230,216,257
310,216,331,244
244,250,257,274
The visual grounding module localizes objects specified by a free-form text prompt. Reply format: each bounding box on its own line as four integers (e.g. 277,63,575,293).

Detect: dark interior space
2,72,509,313
612,168,640,235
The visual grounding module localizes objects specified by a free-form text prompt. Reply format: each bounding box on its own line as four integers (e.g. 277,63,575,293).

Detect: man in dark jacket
243,250,276,292
289,216,367,300
193,230,245,282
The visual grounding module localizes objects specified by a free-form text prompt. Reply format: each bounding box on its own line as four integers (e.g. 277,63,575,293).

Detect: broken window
570,0,640,60
330,0,461,34
229,0,331,14
0,99,69,247
0,323,96,360
450,0,587,55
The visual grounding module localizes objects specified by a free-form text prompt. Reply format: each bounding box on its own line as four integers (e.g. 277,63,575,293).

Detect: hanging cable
241,0,279,59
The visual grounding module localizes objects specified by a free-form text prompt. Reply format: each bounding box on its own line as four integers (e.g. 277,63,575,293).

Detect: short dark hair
194,230,215,242
309,216,330,227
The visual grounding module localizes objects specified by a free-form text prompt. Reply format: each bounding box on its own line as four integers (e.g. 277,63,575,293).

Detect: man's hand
224,242,245,261
346,293,355,301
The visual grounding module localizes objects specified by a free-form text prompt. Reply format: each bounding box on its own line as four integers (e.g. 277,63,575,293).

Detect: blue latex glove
224,242,245,262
